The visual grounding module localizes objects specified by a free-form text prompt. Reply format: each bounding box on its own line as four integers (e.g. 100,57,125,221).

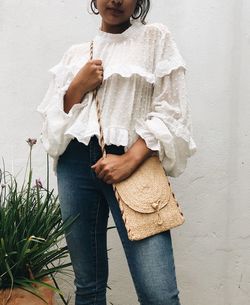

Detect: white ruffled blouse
37,19,197,177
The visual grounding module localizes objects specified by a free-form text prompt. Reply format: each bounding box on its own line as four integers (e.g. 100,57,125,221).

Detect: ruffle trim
103,64,155,84
49,122,196,177
48,58,187,93
50,128,130,176
135,118,174,157
155,54,187,78
135,117,197,177
102,60,187,83
65,126,129,148
41,62,90,118
48,63,74,89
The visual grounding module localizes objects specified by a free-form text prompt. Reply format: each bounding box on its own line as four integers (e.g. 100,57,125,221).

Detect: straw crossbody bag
90,40,185,241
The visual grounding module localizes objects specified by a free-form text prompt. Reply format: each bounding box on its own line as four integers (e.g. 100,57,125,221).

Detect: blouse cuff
38,62,85,119
134,115,197,177
135,117,176,160
55,86,85,120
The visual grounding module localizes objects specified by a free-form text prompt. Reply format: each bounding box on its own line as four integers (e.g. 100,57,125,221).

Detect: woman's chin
102,16,130,28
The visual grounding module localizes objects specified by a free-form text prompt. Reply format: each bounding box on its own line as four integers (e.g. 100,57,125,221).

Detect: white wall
1,0,250,304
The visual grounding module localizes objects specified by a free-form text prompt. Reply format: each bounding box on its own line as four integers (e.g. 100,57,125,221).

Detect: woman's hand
91,153,137,184
63,59,103,114
91,137,155,184
72,59,104,95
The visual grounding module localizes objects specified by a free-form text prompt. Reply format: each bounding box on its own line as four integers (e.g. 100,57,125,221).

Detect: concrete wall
1,0,250,304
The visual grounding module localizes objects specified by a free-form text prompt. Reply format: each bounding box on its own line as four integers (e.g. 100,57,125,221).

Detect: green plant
0,139,77,303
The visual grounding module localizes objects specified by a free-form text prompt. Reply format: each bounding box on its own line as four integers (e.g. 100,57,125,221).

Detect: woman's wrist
124,137,154,168
63,81,87,114
123,149,142,168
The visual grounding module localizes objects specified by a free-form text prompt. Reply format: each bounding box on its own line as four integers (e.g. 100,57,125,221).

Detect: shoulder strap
90,40,106,158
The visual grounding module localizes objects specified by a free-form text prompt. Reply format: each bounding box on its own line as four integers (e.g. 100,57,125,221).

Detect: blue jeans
57,136,181,305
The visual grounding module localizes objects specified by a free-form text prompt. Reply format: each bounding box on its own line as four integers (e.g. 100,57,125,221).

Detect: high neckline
95,20,143,42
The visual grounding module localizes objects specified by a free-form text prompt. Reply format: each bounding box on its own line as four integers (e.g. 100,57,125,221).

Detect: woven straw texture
113,156,185,241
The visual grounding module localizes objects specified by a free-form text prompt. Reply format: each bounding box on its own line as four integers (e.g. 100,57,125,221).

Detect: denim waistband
59,136,125,165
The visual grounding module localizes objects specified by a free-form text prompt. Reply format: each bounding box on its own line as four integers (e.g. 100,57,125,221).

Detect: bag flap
114,156,171,213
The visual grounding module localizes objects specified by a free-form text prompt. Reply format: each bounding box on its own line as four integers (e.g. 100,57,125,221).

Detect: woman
37,0,197,304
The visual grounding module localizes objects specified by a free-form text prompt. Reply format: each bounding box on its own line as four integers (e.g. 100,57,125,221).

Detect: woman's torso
57,20,165,148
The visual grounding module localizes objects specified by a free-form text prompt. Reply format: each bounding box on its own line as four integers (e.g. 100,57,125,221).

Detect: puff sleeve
135,25,197,177
37,45,85,158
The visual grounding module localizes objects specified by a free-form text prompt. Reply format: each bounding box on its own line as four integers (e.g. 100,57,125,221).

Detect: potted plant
0,139,77,305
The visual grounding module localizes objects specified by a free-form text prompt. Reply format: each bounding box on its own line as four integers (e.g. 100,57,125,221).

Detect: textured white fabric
37,19,197,177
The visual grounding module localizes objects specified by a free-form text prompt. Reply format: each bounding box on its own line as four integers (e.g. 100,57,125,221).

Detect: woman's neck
100,19,132,34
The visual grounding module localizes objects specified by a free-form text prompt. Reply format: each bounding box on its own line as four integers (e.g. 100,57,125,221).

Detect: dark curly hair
90,0,151,24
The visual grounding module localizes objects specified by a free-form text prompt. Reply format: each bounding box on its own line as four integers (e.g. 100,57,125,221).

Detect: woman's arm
125,136,155,166
63,82,85,114
91,136,155,184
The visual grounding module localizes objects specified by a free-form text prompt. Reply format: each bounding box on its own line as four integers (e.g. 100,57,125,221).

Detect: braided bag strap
89,40,131,236
90,40,106,158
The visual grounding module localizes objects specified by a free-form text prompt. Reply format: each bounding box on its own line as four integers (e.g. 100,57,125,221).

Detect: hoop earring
90,0,99,15
132,3,143,20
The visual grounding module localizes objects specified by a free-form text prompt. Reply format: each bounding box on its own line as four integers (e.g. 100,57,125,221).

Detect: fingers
95,165,111,180
91,59,103,66
91,157,105,174
91,157,114,182
89,61,103,71
93,59,102,65
98,73,103,81
90,59,104,81
98,65,103,76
